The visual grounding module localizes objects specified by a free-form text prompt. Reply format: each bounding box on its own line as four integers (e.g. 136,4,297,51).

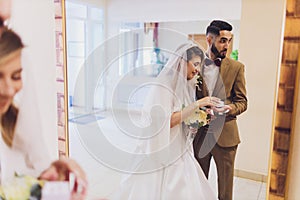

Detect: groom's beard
211,43,227,59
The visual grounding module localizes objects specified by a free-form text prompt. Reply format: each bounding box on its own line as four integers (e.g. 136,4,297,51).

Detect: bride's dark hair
0,27,24,147
187,46,204,64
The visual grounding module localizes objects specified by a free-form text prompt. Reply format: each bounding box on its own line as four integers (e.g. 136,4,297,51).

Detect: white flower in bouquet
183,107,209,128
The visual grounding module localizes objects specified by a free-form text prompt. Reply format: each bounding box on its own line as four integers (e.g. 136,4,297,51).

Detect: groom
193,20,247,200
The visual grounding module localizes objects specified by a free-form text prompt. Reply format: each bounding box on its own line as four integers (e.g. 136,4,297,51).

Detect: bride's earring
3,18,11,29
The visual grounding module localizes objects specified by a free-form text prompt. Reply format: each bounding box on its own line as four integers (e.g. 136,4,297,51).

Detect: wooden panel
278,86,296,111
284,18,300,37
285,88,295,111
271,152,289,174
270,172,286,196
275,110,292,129
273,130,290,152
282,41,300,62
55,0,68,157
269,193,285,200
277,174,286,195
279,64,297,86
58,139,66,153
188,34,207,50
269,0,300,199
270,173,278,193
58,125,66,140
287,0,296,15
296,0,300,17
277,86,286,108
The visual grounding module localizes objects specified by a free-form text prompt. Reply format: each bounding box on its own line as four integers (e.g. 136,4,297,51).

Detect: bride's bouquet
183,106,209,128
0,173,71,200
0,173,44,200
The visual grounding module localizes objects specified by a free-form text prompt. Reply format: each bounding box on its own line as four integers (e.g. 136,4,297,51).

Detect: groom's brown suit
193,57,247,200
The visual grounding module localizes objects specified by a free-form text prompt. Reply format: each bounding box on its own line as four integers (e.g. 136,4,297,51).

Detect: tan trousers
193,132,237,200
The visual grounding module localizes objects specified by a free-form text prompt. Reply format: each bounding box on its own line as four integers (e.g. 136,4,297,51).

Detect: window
66,0,105,110
119,22,165,77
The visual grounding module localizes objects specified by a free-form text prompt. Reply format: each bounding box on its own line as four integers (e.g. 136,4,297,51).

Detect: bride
110,43,220,200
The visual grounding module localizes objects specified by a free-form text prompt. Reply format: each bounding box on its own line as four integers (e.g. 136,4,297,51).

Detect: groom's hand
213,105,232,115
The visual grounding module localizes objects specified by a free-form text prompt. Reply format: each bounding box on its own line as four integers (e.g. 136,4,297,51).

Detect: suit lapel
220,57,230,81
212,58,230,98
197,57,231,99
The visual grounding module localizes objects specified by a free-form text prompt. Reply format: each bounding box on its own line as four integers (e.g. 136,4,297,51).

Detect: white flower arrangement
194,74,203,92
183,106,209,128
0,174,70,200
0,174,44,200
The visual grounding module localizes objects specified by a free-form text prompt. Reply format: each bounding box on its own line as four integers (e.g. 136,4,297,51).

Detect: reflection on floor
69,114,105,125
69,114,266,200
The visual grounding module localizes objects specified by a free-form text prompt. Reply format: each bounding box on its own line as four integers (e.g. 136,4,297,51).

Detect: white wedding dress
109,43,217,200
110,130,216,200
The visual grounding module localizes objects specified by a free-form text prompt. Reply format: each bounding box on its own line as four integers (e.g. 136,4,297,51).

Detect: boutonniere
194,74,203,92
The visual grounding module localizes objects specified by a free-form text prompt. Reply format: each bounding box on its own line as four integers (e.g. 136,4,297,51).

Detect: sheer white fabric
0,52,55,183
109,43,217,200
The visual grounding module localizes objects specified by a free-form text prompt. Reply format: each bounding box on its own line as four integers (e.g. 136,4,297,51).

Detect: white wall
11,0,58,159
237,0,286,175
106,0,242,36
107,0,241,23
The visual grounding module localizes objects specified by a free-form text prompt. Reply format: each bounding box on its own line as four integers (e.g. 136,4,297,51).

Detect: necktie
204,58,222,67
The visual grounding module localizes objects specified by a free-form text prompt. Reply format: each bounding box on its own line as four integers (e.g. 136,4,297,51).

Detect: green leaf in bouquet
199,121,204,127
30,183,42,200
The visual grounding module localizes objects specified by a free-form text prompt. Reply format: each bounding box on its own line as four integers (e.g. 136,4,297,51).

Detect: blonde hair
0,27,24,147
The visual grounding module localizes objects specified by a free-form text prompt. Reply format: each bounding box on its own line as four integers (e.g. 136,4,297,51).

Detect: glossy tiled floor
208,159,266,200
233,178,266,200
69,114,266,200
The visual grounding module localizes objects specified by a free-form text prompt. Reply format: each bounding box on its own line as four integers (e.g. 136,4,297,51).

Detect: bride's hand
196,96,220,108
39,158,88,198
